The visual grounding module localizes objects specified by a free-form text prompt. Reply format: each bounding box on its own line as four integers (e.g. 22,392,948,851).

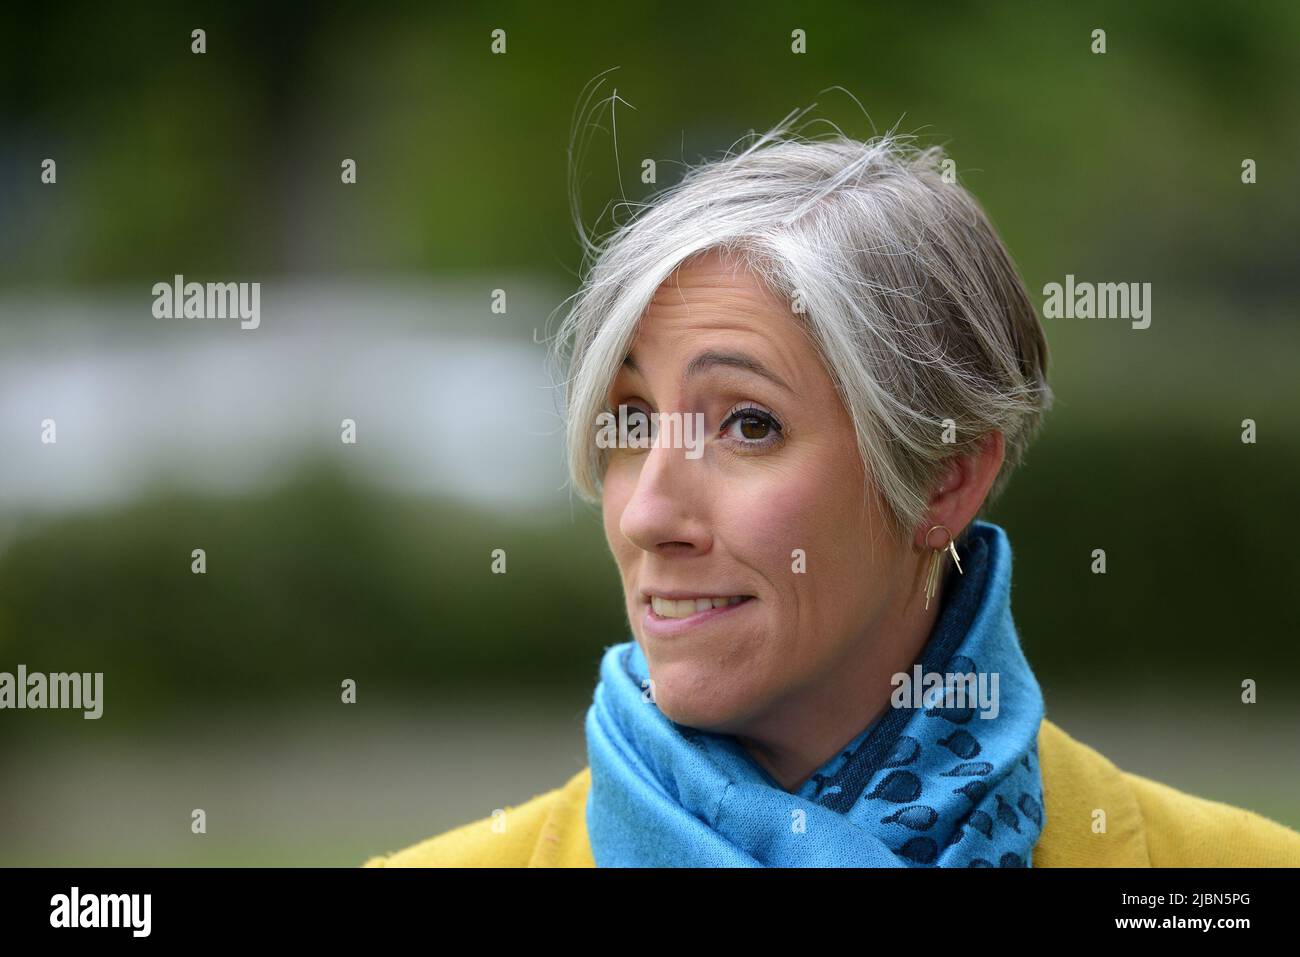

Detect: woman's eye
720,406,783,446
602,404,654,451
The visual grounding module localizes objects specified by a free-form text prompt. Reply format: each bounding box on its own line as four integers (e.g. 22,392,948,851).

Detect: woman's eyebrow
682,349,797,396
622,350,797,396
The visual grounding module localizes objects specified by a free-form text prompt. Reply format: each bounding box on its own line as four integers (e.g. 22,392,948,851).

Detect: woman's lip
641,595,756,637
640,591,750,601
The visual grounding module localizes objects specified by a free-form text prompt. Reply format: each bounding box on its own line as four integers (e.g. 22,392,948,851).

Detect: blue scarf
584,520,1046,867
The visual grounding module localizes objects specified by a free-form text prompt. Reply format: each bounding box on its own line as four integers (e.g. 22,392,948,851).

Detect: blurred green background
1,0,1297,865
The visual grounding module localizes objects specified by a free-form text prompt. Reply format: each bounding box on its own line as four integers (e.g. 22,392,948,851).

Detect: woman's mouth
642,594,755,636
650,595,749,618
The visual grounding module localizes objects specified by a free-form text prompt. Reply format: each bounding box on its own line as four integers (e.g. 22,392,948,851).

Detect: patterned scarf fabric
584,520,1046,867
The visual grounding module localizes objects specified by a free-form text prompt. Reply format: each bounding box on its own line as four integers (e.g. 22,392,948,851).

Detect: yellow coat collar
365,717,1300,867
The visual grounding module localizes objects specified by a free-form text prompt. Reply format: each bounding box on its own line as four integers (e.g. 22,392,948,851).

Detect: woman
365,123,1300,867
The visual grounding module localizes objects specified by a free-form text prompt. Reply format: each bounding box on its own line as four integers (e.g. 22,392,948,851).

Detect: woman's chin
660,702,741,733
647,671,760,733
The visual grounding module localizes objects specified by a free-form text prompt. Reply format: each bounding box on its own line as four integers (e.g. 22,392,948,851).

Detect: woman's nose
618,440,712,557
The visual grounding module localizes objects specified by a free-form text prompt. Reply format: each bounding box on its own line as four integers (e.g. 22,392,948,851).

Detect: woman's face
601,250,917,736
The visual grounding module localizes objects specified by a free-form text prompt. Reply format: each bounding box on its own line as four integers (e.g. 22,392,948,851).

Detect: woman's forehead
624,308,810,392
648,249,784,308
630,258,806,361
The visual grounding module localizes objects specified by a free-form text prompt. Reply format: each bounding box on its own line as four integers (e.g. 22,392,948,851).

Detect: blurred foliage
2,0,1299,294
0,463,624,739
1,1,1297,732
1,422,1296,741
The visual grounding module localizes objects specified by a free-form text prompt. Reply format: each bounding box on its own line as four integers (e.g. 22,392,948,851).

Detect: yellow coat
363,718,1300,867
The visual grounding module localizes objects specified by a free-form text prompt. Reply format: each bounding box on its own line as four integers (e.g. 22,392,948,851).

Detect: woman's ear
913,431,1006,549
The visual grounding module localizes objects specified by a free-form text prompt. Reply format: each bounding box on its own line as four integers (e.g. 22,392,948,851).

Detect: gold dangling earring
923,525,963,611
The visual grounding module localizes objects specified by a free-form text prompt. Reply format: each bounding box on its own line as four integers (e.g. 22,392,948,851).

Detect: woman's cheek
732,460,831,563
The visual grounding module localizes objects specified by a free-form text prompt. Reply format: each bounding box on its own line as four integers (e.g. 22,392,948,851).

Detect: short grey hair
550,115,1053,537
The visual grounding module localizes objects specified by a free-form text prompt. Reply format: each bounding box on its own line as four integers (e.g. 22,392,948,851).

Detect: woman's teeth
650,595,748,619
